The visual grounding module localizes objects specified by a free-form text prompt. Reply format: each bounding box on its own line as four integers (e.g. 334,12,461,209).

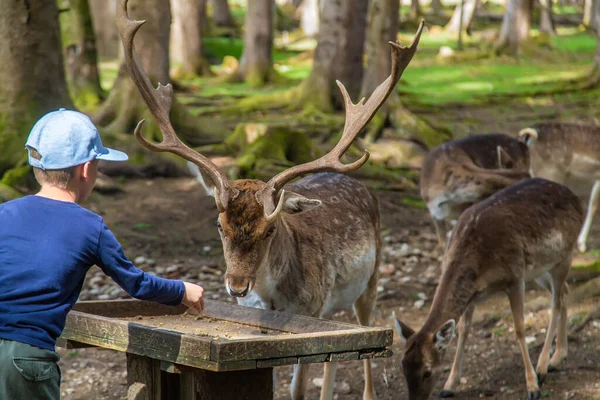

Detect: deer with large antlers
420,133,531,249
395,178,583,400
519,122,600,253
117,1,424,398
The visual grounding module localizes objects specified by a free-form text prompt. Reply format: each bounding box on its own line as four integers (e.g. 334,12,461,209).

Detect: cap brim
96,147,129,162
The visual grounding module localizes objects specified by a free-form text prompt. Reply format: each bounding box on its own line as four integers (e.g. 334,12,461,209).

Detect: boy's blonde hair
28,148,76,189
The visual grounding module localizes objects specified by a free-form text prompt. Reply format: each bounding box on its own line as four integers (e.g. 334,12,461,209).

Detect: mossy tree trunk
494,0,534,55
212,0,234,27
0,0,73,178
361,0,445,148
95,0,224,145
229,0,276,86
539,0,556,36
89,0,119,59
583,0,599,28
171,0,211,78
445,0,478,34
297,0,369,112
59,0,105,110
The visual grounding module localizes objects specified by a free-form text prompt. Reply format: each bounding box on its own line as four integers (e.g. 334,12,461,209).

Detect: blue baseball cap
26,108,128,170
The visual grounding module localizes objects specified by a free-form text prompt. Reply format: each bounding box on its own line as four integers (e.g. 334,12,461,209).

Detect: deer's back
446,178,583,283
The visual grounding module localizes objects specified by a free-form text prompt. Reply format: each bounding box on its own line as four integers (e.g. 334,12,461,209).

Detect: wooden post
127,354,162,400
195,368,274,400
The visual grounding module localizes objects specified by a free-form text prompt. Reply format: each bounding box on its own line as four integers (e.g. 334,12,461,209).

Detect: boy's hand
182,282,205,313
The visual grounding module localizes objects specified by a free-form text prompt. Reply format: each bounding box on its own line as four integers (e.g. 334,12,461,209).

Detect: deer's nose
227,282,250,297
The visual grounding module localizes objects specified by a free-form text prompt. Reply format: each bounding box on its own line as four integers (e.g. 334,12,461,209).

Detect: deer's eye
423,370,432,379
215,220,222,230
265,226,276,238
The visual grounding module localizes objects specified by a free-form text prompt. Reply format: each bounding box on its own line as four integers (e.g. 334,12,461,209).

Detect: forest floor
56,175,600,400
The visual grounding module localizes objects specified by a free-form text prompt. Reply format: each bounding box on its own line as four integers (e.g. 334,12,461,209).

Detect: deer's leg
549,280,569,371
535,273,560,381
290,364,310,400
577,180,600,253
433,217,448,250
353,269,378,400
507,281,540,400
441,303,475,397
319,361,339,400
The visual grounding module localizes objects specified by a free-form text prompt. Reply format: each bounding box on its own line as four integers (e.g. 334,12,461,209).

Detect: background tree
212,0,234,27
494,0,534,55
0,0,72,179
299,0,320,37
445,0,478,34
96,0,222,144
430,0,443,15
229,0,276,85
89,0,119,59
539,0,556,36
409,0,422,19
171,0,211,78
59,0,105,109
361,1,443,146
297,0,369,112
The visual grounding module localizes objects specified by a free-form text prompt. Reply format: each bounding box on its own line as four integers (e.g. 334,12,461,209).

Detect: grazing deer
117,1,424,398
519,122,600,253
395,178,583,400
420,133,530,248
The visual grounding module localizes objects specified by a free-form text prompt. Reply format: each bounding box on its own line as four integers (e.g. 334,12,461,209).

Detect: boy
0,108,205,399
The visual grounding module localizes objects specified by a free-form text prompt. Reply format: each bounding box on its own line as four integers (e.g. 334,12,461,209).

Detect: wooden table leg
194,368,274,400
127,354,162,400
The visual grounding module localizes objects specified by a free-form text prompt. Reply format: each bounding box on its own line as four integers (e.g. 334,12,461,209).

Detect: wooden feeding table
58,299,392,400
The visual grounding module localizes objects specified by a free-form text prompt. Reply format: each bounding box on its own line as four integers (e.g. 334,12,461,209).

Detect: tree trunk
493,0,534,55
360,0,443,146
0,0,73,177
171,0,211,78
431,0,443,15
300,0,320,37
89,0,119,59
95,0,223,144
230,0,276,86
445,0,478,34
297,0,369,112
586,0,600,28
212,0,234,26
59,0,104,109
410,0,422,18
539,0,556,35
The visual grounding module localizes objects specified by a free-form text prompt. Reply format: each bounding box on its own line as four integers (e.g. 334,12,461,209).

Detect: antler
258,20,425,217
116,0,238,212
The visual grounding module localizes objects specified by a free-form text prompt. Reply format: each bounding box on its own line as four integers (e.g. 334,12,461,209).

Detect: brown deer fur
519,122,600,252
396,178,583,400
420,133,530,248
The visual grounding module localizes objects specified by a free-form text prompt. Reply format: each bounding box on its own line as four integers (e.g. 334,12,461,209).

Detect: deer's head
117,0,424,298
393,312,456,400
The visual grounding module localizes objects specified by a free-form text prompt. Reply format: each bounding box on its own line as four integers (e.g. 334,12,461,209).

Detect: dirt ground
54,173,600,400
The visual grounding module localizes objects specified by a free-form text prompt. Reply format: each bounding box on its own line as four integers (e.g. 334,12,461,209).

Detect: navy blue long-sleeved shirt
0,195,185,350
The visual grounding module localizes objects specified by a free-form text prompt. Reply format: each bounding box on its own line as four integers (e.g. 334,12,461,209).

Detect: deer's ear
188,161,217,197
434,319,456,350
497,146,514,169
282,192,322,214
393,311,415,344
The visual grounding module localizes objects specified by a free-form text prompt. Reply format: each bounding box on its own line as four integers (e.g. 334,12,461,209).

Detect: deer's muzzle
225,276,254,298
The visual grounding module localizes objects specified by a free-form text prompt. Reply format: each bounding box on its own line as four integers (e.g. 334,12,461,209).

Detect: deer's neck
421,262,478,333
265,217,302,279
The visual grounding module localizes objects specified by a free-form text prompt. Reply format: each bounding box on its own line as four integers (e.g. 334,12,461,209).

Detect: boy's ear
188,161,217,198
282,192,322,214
392,311,415,344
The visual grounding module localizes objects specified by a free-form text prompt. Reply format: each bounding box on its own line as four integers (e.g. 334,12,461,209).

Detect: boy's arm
95,222,185,305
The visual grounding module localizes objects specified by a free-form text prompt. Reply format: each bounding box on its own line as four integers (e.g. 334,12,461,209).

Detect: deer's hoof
537,374,546,385
527,390,541,400
439,390,455,398
547,365,558,372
